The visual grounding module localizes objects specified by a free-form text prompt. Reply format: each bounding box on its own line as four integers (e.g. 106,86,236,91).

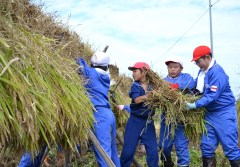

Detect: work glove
117,105,131,113
117,105,124,111
186,102,196,110
169,83,179,90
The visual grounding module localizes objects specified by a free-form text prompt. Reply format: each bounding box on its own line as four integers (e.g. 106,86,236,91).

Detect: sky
33,0,240,98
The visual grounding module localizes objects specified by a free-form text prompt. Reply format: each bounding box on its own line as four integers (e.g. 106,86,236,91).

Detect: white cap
165,57,183,67
91,51,110,66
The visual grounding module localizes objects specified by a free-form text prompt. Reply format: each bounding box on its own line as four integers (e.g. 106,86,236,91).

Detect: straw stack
145,70,206,143
0,0,94,154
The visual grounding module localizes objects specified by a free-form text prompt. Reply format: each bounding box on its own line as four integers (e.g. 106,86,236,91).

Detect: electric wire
153,0,221,64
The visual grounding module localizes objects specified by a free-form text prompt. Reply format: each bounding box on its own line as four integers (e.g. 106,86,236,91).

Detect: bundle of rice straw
145,70,206,144
0,0,94,155
109,77,131,130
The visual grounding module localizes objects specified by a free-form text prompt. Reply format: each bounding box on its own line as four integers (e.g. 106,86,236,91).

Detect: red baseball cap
128,62,150,71
192,45,211,61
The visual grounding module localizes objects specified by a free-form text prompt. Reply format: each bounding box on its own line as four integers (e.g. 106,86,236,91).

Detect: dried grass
0,0,94,155
145,70,206,143
109,77,131,130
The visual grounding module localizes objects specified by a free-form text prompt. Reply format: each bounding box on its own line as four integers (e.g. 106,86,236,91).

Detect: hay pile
145,70,206,143
0,0,95,154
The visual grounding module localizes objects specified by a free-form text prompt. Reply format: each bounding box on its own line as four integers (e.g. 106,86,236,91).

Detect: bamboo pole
40,129,116,166
88,129,116,167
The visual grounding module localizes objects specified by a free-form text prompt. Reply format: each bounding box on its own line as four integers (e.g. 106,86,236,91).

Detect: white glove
117,105,124,111
186,102,196,110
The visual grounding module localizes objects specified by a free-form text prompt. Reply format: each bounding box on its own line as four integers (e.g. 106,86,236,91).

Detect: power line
153,9,208,64
154,0,221,64
212,0,220,7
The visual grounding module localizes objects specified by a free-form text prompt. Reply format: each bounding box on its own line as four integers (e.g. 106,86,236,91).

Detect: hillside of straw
0,0,134,165
0,0,96,156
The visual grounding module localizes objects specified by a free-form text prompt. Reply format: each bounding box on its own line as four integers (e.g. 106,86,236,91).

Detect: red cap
192,45,211,61
128,62,150,71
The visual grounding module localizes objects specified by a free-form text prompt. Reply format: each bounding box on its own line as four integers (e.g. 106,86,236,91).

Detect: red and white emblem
211,85,217,92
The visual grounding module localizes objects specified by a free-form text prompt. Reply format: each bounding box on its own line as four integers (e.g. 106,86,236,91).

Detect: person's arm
123,105,131,113
134,95,148,103
76,57,91,76
117,105,131,113
129,83,146,104
195,71,227,108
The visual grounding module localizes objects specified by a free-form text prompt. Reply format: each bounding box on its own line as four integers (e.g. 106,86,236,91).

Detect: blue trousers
120,115,159,167
158,114,190,165
18,144,79,167
92,107,120,167
18,146,46,167
201,106,240,160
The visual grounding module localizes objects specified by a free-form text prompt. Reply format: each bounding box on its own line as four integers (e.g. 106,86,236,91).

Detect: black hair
91,64,109,71
132,68,144,73
202,53,212,59
209,52,212,57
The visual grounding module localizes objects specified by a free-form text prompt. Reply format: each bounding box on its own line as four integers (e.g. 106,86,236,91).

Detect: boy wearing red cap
159,57,195,167
120,62,159,167
186,45,240,166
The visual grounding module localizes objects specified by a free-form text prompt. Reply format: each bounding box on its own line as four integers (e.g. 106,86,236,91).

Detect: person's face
132,68,146,82
167,62,183,78
195,56,211,71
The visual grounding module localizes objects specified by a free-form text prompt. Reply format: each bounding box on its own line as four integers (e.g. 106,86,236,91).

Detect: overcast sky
33,0,240,98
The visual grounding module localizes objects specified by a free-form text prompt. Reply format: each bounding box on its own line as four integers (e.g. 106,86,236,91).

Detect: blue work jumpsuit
77,58,120,167
120,81,159,167
195,61,240,160
158,73,195,166
18,146,47,167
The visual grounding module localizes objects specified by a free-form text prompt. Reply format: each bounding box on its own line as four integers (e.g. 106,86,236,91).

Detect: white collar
196,58,214,93
95,68,109,75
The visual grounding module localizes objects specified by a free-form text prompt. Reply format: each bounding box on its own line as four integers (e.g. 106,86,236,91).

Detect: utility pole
209,0,214,56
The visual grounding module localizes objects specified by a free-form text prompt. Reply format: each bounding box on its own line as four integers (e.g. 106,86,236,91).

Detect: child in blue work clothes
120,62,159,167
186,45,240,166
76,51,120,167
159,57,195,167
